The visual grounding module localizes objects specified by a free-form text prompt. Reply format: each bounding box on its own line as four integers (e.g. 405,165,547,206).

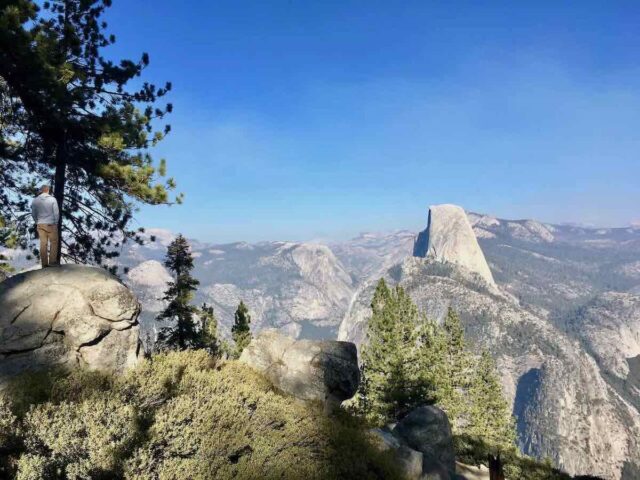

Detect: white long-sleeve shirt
31,193,60,225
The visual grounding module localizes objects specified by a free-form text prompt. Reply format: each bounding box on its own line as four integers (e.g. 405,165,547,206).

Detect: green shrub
0,395,20,449
124,356,400,479
3,369,63,417
0,395,22,478
20,396,140,479
15,453,52,480
503,453,572,480
0,351,401,480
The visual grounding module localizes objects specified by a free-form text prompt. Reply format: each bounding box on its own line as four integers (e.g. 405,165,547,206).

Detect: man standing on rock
31,185,60,268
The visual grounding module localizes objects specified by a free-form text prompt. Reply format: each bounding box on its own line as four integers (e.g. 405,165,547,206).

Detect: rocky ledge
0,265,142,386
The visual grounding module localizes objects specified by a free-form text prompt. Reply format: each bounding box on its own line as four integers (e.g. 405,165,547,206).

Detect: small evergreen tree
354,278,434,425
156,235,200,350
231,300,252,357
199,303,220,357
467,350,517,457
416,315,447,398
437,307,474,429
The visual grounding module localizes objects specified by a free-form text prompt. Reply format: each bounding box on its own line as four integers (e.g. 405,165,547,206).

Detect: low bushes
0,350,401,480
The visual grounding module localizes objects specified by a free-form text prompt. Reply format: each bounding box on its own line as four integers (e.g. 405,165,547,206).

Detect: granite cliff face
118,239,355,343
339,206,640,480
413,204,496,290
366,258,640,479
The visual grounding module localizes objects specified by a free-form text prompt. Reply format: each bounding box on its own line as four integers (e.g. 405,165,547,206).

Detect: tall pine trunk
53,142,66,264
52,1,70,265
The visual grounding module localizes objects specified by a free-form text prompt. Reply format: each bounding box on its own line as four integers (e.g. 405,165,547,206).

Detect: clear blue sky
104,1,640,242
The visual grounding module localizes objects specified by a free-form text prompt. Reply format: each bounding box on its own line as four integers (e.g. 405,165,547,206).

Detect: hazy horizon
141,206,640,245
100,1,639,242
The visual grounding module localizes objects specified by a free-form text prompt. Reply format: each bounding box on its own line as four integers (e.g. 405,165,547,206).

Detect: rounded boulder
239,329,359,409
0,265,141,386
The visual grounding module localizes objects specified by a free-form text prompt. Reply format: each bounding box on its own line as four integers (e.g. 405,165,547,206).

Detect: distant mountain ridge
2,207,640,478
338,206,640,479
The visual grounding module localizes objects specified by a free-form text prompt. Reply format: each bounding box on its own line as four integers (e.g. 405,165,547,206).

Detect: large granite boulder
0,265,141,386
393,405,456,476
239,329,359,409
368,406,457,479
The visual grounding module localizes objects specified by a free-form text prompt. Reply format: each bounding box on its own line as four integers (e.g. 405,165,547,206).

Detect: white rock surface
0,265,141,385
506,220,555,243
126,260,172,314
568,292,640,380
413,204,496,290
456,462,489,480
239,329,359,409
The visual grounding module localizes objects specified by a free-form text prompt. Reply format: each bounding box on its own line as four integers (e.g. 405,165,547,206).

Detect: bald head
40,185,50,195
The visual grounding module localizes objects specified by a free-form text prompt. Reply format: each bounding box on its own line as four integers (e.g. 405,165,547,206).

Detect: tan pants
37,224,59,268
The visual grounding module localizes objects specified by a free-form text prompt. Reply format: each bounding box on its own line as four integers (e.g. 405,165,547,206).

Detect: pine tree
231,300,252,358
467,350,517,459
156,235,200,350
353,285,517,470
415,315,447,400
437,307,474,430
355,278,434,425
0,1,179,269
1,69,41,252
199,303,220,357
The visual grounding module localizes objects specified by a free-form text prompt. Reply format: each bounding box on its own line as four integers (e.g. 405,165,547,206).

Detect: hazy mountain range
337,207,640,480
3,207,640,479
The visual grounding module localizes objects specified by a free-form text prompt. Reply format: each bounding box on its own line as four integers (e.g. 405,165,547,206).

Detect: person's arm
51,197,60,225
31,200,37,224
